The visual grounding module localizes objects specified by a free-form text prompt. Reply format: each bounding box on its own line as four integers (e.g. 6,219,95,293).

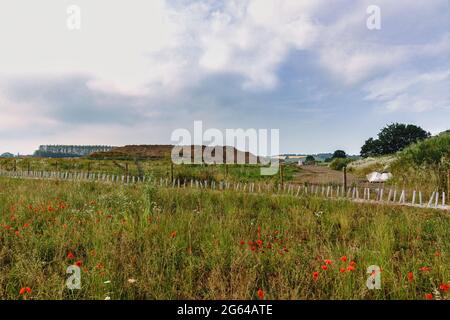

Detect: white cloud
364,69,450,112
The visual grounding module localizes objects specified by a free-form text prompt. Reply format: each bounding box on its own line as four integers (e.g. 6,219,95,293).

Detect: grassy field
0,157,300,184
0,177,448,300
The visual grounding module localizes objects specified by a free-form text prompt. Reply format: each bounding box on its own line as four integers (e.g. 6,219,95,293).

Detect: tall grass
0,177,448,300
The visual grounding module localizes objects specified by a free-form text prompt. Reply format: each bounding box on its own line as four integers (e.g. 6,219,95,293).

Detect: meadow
0,176,448,300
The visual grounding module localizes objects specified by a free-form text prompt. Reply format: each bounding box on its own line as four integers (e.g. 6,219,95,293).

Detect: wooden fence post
343,166,347,191
280,163,284,189
447,170,450,205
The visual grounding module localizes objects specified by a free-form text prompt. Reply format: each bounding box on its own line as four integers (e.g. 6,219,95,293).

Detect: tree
332,150,347,159
305,155,316,165
361,123,430,157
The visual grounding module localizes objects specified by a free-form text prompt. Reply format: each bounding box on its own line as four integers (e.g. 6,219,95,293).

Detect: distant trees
361,123,430,157
332,150,347,159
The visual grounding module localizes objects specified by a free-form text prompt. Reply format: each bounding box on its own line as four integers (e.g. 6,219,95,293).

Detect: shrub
329,158,354,171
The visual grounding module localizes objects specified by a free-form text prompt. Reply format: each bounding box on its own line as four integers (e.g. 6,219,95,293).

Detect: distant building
34,145,115,158
278,155,308,165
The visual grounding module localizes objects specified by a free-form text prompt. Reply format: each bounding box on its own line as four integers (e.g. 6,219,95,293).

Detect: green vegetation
391,131,450,192
0,157,300,184
0,177,448,300
329,158,354,171
348,131,450,193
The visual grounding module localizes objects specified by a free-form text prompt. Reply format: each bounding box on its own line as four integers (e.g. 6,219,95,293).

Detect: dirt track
293,165,363,185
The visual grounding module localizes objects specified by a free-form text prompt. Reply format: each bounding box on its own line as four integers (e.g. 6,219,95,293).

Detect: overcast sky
1,0,450,155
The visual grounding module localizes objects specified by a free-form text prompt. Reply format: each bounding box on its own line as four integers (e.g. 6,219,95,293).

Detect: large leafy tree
361,123,430,157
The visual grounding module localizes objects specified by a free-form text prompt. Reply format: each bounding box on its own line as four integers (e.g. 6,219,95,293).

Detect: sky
0,0,450,155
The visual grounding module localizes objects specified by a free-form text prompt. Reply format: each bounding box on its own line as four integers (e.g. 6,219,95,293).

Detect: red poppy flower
75,260,83,267
240,241,245,245
347,265,355,272
339,268,346,273
19,287,32,295
312,271,320,281
340,256,347,262
324,259,333,265
424,293,433,300
170,231,177,238
67,252,75,259
419,266,431,272
407,272,414,282
439,283,449,292
349,261,356,267
256,239,263,247
257,289,265,300
321,265,328,271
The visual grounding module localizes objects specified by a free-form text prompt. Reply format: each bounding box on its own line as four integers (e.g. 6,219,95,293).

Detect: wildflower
170,231,177,238
257,289,265,300
321,265,328,271
75,260,83,267
128,278,137,284
347,265,356,272
339,268,346,273
256,239,263,247
312,271,320,281
324,259,333,265
340,256,347,262
349,261,356,267
434,251,441,257
67,252,75,259
424,293,433,300
240,241,245,245
419,266,431,272
439,283,449,292
407,272,414,282
19,287,32,295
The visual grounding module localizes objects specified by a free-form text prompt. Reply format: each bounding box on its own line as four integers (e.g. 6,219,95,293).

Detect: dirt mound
90,145,259,163
89,145,172,159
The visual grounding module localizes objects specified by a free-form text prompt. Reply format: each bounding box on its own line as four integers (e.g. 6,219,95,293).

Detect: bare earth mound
90,145,259,164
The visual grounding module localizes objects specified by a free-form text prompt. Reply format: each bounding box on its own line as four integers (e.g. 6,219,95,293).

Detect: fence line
0,169,448,211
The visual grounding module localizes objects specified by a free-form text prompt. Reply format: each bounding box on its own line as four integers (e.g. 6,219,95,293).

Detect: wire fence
1,169,448,211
